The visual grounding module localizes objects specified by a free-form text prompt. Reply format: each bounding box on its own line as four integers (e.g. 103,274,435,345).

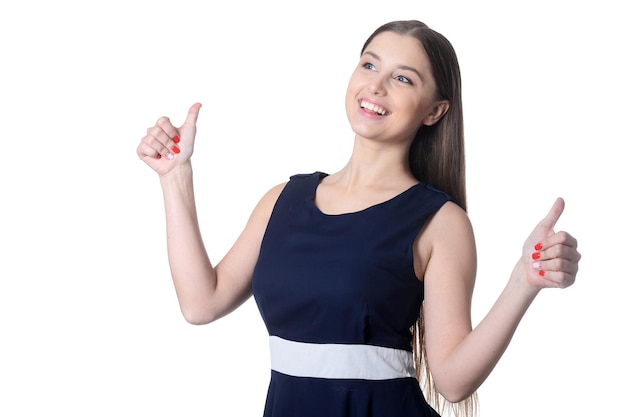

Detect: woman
136,20,580,417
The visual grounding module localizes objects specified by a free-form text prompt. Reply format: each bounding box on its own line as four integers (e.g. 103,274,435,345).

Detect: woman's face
345,31,448,145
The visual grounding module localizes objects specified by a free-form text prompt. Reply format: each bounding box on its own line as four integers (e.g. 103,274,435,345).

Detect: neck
332,136,415,189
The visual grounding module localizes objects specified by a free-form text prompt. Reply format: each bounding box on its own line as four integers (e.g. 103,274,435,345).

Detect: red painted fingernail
156,154,162,159
532,252,541,260
534,243,543,251
173,136,180,144
172,145,180,154
539,270,545,276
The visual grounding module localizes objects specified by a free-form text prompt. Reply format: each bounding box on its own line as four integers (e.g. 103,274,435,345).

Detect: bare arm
137,103,284,324
160,167,283,324
418,199,580,402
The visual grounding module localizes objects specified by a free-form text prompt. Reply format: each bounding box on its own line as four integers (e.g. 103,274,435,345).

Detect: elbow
431,373,478,404
180,307,217,325
437,388,474,404
184,315,212,326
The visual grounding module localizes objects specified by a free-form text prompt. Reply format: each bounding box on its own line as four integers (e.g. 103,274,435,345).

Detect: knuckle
554,258,565,270
136,142,150,158
148,125,162,138
156,116,171,128
550,245,563,258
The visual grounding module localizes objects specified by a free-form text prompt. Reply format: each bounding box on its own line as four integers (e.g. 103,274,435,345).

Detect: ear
423,100,450,126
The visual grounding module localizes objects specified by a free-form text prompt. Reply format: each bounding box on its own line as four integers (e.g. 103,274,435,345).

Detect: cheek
344,78,360,110
345,75,360,98
408,101,430,122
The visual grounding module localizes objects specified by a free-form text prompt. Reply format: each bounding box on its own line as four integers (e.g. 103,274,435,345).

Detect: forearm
160,162,216,323
434,260,539,401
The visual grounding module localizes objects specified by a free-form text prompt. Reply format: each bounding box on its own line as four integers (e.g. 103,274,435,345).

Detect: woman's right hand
136,103,202,176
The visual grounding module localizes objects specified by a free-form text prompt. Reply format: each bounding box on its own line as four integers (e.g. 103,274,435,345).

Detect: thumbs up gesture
137,103,202,176
524,198,581,289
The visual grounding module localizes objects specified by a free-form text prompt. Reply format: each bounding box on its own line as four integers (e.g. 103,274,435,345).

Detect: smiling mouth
360,100,388,116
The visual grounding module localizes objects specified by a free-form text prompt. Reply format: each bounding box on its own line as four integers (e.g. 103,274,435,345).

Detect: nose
368,75,386,96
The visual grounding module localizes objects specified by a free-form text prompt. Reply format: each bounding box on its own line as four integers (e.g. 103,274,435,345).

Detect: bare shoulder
415,201,476,279
249,181,288,222
218,181,287,269
428,201,475,258
428,201,474,238
259,181,287,208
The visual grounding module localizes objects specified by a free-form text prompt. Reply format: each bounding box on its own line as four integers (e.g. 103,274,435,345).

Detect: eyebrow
363,51,425,83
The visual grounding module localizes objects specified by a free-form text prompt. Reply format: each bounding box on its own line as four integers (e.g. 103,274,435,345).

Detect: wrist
159,161,195,196
511,259,541,299
160,161,193,183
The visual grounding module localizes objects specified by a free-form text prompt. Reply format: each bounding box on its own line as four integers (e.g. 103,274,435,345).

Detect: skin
137,31,580,403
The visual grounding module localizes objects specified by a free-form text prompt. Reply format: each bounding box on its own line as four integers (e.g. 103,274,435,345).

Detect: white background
1,0,623,416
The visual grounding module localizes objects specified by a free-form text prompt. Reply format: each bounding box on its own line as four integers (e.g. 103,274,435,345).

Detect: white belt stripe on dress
269,335,416,380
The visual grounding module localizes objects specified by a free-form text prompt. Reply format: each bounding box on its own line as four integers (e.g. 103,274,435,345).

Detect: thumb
182,102,202,129
538,197,565,231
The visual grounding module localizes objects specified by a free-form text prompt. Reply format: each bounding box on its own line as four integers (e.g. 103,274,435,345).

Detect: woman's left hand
523,198,581,289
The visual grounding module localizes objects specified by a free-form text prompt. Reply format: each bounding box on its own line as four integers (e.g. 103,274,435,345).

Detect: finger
140,129,177,160
136,140,163,160
536,256,577,275
533,242,580,287
543,232,580,259
183,102,202,129
537,197,565,232
539,269,576,289
145,124,180,158
155,116,181,142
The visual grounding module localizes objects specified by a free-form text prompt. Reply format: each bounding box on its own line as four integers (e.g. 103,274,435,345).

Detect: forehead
363,31,431,70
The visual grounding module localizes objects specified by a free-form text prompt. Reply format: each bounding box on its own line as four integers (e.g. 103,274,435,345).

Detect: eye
395,74,413,85
363,62,376,71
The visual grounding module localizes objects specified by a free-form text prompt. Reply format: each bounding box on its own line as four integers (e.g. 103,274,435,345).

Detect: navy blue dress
252,172,451,417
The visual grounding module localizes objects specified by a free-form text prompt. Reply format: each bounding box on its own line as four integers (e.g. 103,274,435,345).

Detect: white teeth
361,100,387,115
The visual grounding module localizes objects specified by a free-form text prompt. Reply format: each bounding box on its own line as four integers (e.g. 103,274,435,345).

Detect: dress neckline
309,171,423,217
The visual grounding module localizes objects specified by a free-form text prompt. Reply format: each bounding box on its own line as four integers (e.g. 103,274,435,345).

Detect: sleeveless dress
252,172,452,417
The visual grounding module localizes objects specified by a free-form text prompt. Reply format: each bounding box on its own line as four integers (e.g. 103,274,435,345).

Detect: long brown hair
362,21,476,417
